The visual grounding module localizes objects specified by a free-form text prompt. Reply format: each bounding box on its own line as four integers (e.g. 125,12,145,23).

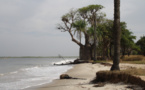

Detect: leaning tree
57,5,105,60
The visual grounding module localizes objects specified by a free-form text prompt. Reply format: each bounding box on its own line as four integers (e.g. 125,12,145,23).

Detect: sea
0,57,76,90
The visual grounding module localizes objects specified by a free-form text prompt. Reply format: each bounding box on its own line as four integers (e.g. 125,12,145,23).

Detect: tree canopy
57,4,105,60
136,36,145,56
57,4,140,60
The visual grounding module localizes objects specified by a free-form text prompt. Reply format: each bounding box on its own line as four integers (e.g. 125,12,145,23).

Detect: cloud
0,0,39,31
120,0,145,40
0,0,145,56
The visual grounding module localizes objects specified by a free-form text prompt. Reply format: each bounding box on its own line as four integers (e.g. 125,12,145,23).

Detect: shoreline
24,64,74,90
29,63,144,90
35,63,100,90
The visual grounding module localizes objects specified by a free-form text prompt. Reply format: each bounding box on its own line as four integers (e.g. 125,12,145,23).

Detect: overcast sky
0,0,145,56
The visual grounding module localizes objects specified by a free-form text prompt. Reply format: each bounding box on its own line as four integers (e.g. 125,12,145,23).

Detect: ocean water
0,57,75,90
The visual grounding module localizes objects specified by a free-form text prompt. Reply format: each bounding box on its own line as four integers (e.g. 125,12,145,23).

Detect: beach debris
58,54,67,63
93,83,105,87
54,59,90,65
58,54,66,60
60,74,86,80
73,59,88,64
60,74,72,79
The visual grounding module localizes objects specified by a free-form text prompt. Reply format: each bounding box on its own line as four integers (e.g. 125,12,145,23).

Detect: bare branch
57,24,68,32
57,9,83,46
68,31,83,46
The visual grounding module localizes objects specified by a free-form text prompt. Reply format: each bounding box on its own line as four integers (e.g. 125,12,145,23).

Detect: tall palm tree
110,0,121,70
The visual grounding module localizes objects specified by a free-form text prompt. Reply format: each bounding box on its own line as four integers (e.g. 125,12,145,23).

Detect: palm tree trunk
111,0,121,71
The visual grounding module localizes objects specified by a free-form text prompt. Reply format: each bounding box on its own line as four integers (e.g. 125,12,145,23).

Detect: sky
0,0,145,57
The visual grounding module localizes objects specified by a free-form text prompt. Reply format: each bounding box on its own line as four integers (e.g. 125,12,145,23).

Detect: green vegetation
58,3,144,72
120,23,139,58
58,4,105,60
57,4,143,61
136,36,145,56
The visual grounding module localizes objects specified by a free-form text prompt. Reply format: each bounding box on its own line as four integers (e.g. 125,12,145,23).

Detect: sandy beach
26,63,145,90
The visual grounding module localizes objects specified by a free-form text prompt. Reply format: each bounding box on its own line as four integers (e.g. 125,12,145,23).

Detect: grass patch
121,55,145,64
122,69,145,76
122,55,144,61
94,55,145,64
121,60,145,64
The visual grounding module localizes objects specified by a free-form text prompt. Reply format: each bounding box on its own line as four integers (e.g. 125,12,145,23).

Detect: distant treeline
0,56,79,58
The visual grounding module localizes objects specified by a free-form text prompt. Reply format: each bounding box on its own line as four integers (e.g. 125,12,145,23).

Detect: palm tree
110,0,121,70
72,20,86,59
73,20,86,43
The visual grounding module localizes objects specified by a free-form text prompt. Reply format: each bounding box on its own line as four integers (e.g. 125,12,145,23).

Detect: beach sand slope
36,63,143,90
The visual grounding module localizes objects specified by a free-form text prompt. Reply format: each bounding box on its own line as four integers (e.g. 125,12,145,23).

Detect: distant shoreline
0,56,79,58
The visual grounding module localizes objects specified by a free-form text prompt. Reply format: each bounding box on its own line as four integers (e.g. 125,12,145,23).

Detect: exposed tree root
91,71,145,89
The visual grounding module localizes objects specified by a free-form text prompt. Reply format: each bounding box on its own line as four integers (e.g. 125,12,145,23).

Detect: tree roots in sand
91,71,145,89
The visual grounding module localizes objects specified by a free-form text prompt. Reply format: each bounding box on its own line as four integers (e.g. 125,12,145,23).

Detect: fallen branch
54,59,89,65
60,74,86,80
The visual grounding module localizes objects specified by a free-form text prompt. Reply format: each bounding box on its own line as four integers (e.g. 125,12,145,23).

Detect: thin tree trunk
121,47,125,59
94,13,97,61
109,44,112,58
111,0,121,71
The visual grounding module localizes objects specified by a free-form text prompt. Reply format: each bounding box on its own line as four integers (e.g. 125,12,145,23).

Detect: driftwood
60,74,86,80
54,59,89,65
54,62,74,66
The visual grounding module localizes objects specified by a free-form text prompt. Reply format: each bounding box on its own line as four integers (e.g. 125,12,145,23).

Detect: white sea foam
0,59,74,90
53,59,75,65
